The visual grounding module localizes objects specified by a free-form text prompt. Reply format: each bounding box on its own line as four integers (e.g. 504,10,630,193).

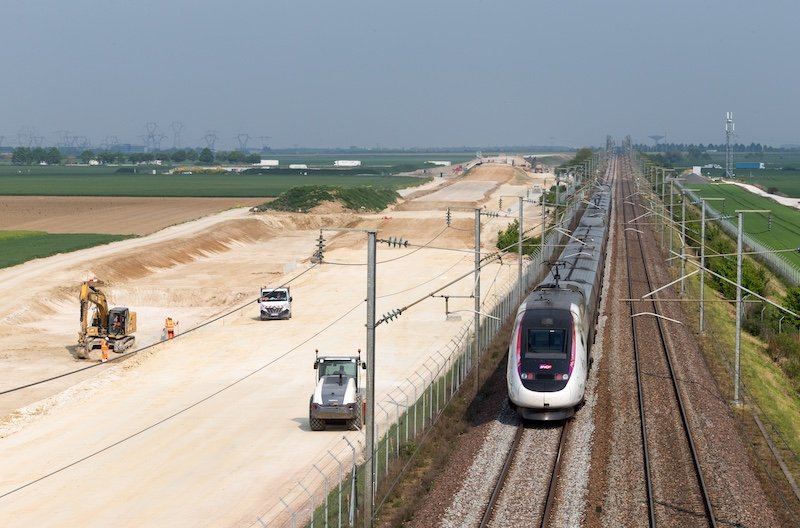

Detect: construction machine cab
313,352,365,383
309,349,367,431
108,307,134,337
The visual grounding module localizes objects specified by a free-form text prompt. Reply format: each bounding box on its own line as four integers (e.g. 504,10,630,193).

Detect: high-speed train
507,182,612,420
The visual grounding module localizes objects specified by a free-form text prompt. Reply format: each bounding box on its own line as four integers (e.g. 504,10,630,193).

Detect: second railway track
620,158,717,527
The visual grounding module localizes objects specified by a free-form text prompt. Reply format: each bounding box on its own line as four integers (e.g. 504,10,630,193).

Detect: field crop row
0,170,426,197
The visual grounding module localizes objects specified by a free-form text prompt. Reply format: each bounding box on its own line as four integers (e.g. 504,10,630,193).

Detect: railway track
479,422,568,528
619,156,717,527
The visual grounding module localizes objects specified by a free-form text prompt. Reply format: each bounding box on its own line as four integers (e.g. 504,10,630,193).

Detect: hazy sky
2,1,798,150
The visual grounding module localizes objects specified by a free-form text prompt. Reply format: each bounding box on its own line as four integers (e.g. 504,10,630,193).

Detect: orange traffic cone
101,340,109,363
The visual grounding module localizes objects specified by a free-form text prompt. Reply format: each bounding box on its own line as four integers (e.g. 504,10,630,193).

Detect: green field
693,183,800,268
681,150,800,169
677,151,800,197
0,165,427,197
0,231,133,268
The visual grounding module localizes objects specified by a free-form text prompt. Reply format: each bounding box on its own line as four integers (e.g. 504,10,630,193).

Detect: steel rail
623,157,717,527
621,157,657,528
539,424,568,528
479,424,525,528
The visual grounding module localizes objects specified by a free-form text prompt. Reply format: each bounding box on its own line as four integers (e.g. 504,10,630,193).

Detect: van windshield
263,290,287,301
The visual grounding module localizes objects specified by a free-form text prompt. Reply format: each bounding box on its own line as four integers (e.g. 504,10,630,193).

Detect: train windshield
526,329,567,359
520,308,572,361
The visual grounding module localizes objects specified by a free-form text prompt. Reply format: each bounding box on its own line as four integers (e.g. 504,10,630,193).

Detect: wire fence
682,187,800,285
250,193,584,528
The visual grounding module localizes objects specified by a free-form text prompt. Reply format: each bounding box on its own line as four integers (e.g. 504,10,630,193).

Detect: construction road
0,158,554,527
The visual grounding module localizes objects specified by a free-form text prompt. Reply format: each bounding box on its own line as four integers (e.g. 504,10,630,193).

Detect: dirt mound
86,218,270,285
462,163,518,182
84,213,363,286
309,200,349,214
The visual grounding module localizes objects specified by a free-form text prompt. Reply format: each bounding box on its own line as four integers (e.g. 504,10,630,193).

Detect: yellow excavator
77,281,137,359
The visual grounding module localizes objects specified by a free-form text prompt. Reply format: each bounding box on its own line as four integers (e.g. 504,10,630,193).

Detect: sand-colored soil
0,159,554,527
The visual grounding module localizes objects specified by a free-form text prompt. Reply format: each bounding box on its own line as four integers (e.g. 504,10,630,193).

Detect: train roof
533,183,611,305
521,286,584,312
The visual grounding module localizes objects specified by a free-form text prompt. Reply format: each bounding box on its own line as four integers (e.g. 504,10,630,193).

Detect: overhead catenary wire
0,296,366,501
1,221,523,497
0,262,322,396
322,225,450,266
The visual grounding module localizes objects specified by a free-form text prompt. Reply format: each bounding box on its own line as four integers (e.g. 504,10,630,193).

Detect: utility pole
518,196,523,303
364,231,376,528
680,188,700,294
725,112,735,179
697,197,724,334
474,208,481,393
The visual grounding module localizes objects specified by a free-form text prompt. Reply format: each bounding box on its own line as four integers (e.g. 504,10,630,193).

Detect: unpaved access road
0,159,552,527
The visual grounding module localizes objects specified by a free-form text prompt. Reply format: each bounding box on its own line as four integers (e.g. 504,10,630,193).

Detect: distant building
334,160,361,167
427,160,451,166
735,162,765,170
258,159,279,167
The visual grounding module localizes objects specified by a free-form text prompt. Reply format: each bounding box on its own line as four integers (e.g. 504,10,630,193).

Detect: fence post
377,402,390,480
396,387,410,444
313,464,330,528
327,450,344,528
413,372,427,431
343,437,357,527
405,377,418,438
422,364,435,423
279,498,296,528
387,395,401,459
298,481,314,528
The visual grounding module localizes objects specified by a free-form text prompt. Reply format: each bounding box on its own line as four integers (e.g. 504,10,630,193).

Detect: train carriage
507,183,612,420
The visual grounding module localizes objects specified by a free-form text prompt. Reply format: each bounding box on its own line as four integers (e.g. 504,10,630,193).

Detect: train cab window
525,329,567,359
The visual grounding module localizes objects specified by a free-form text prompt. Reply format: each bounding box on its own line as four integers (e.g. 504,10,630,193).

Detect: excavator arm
78,281,109,355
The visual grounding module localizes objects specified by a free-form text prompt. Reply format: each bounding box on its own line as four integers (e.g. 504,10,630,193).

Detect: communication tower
171,121,183,149
725,112,735,178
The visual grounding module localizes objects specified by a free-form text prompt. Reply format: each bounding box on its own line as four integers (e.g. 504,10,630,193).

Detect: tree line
634,142,793,153
8,147,262,166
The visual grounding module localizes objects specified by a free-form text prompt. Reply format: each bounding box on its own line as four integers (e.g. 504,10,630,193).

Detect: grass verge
666,230,800,522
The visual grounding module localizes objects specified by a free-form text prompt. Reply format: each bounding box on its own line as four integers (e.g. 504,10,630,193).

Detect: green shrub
260,185,399,212
496,219,541,254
